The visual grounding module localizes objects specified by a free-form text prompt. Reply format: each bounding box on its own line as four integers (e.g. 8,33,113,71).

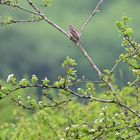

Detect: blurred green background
0,0,140,123
0,0,140,86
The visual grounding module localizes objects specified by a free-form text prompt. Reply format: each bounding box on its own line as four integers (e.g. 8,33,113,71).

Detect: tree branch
80,0,104,35
2,84,139,118
0,18,43,26
110,59,122,74
0,1,39,15
26,0,41,14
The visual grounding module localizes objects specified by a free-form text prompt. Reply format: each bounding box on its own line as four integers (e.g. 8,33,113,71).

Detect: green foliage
42,77,50,86
0,45,140,139
116,15,133,38
116,15,140,90
0,1,140,139
19,78,29,87
31,74,38,85
6,74,16,85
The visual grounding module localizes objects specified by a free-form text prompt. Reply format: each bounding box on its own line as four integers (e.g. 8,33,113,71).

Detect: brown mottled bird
68,25,80,43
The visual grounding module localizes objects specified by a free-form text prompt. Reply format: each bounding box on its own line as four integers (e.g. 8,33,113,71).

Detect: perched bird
68,25,80,43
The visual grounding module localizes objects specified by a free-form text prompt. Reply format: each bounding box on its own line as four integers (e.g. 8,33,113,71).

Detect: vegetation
0,0,140,139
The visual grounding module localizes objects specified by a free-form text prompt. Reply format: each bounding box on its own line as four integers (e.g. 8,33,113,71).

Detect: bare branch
26,0,41,13
74,80,101,85
43,16,70,38
0,1,39,15
80,0,104,35
66,88,114,103
110,60,122,74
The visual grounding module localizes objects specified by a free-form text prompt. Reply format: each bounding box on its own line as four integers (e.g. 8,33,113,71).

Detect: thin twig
74,80,101,85
0,1,39,15
66,88,114,103
11,18,43,23
43,16,70,38
110,59,122,74
80,0,104,35
26,0,41,13
0,18,43,26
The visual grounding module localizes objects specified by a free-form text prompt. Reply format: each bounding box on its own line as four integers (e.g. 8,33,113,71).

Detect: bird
68,25,80,43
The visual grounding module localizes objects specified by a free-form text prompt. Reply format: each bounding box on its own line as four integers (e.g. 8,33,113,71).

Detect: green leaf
31,75,38,85
42,77,50,86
